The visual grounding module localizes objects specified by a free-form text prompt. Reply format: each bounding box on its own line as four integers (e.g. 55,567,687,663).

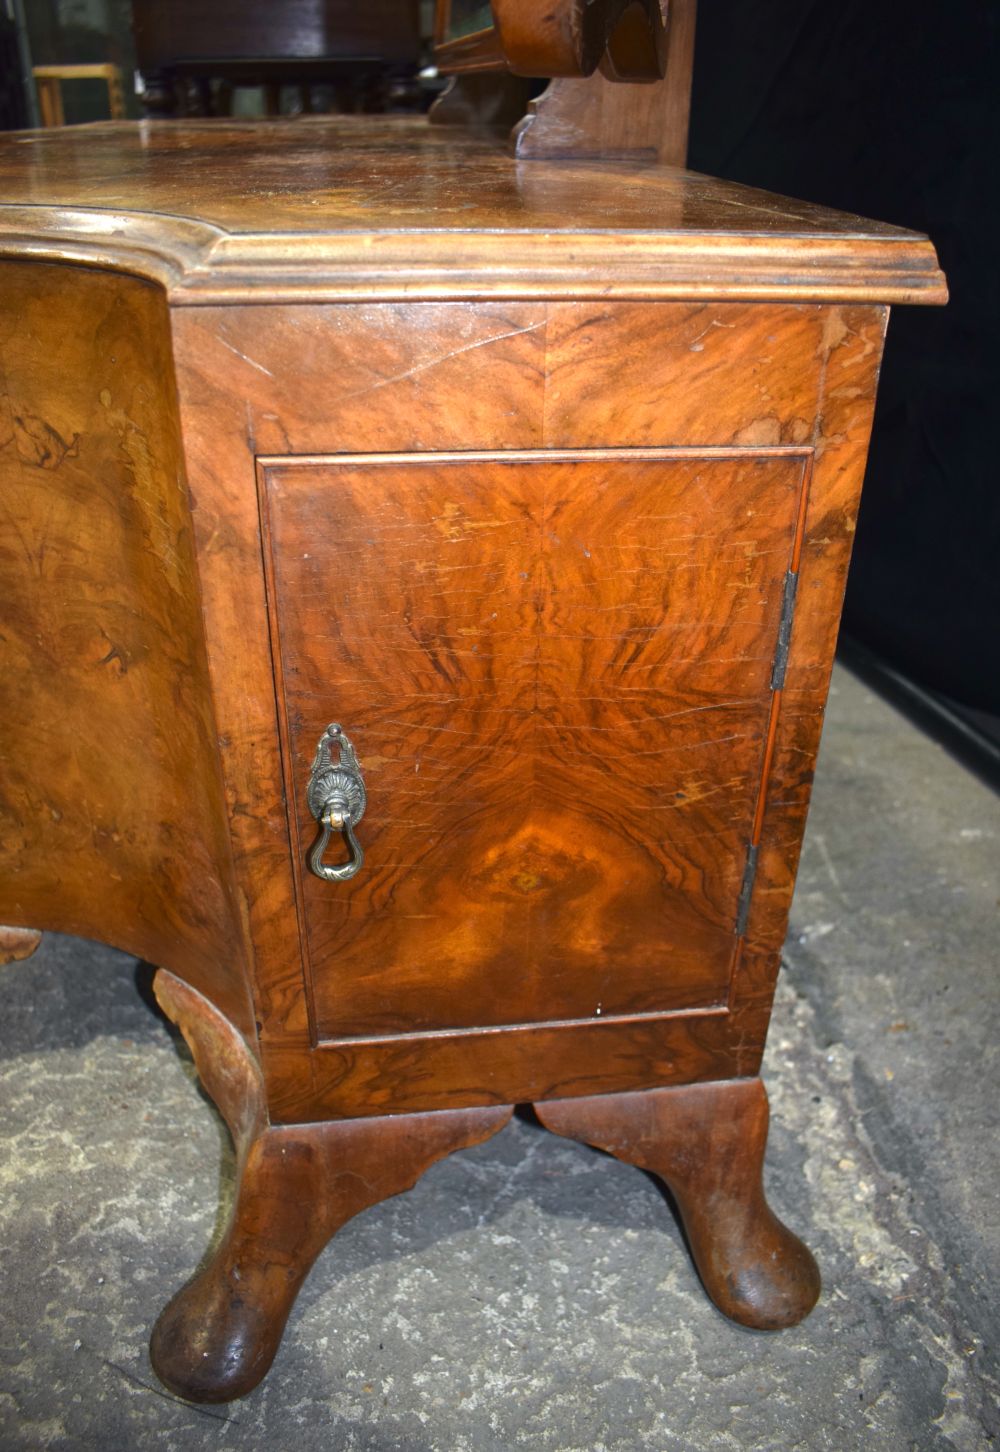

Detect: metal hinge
770,569,800,691
735,843,759,937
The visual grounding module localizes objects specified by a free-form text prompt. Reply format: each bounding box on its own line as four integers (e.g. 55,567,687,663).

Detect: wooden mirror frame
434,0,669,80
433,2,506,73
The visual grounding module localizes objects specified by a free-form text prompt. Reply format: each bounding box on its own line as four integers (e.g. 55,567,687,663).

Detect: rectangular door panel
258,449,809,1041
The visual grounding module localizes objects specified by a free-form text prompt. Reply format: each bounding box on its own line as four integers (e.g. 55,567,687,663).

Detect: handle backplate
306,723,367,883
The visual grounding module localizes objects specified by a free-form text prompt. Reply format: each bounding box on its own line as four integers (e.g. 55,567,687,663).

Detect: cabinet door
259,449,809,1043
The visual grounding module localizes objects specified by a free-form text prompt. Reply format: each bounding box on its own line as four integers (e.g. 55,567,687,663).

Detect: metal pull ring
306,723,367,883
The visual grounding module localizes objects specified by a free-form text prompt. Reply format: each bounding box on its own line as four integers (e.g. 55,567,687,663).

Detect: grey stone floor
0,665,997,1451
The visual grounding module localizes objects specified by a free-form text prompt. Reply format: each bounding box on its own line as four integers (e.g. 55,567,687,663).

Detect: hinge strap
735,843,759,937
770,569,800,691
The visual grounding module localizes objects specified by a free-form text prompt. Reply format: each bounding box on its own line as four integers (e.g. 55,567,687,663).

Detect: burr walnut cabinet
0,115,945,1401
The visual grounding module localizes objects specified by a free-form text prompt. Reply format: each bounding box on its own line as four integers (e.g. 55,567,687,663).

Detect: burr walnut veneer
0,118,945,1401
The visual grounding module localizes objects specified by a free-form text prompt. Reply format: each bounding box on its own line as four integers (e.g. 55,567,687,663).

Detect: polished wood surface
261,449,808,1039
150,970,814,1397
165,294,887,1119
0,115,946,1399
150,970,512,1401
0,260,253,1036
0,120,946,305
536,1078,821,1329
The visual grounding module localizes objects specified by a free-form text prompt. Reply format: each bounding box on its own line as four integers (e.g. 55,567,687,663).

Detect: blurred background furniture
130,0,423,117
432,0,696,162
32,61,124,125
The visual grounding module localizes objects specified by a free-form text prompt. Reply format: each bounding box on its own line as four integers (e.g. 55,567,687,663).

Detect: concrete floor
0,665,997,1450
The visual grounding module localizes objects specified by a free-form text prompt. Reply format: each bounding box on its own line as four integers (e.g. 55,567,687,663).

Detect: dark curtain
0,14,30,131
687,0,1000,713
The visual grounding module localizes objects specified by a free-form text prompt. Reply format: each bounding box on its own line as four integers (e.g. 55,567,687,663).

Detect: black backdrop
686,0,999,716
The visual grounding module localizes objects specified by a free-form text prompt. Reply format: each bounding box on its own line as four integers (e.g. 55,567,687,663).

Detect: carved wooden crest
436,0,671,80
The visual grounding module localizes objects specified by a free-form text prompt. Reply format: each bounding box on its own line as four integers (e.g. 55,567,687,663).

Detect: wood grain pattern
168,302,551,1080
0,260,254,1037
0,120,946,306
0,280,887,1117
0,125,942,1127
541,301,840,446
0,116,947,1397
260,449,809,1041
164,295,890,1120
150,970,512,1401
262,1011,738,1122
536,300,892,1068
728,306,890,1055
536,1078,821,1329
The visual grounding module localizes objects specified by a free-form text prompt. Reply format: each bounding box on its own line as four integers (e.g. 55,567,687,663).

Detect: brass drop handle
306,723,367,883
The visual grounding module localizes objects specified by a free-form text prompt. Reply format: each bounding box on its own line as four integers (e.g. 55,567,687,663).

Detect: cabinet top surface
0,117,946,305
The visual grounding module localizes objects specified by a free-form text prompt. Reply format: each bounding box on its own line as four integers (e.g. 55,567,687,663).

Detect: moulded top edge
0,115,947,306
0,205,948,307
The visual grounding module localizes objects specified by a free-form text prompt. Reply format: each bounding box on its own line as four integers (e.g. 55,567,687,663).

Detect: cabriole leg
535,1078,820,1330
0,927,41,963
150,971,512,1402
